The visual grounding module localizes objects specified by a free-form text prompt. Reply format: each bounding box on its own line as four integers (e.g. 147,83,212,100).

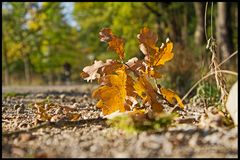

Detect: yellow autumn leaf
108,38,125,60
133,78,147,102
82,27,183,118
133,75,163,113
92,66,129,115
153,39,174,67
147,68,162,78
137,27,159,66
160,88,184,109
137,27,174,77
127,108,146,118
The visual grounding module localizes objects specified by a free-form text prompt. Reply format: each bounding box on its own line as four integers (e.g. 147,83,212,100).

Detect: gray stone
226,81,238,125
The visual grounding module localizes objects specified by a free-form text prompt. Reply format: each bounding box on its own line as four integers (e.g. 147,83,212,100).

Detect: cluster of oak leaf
81,27,184,116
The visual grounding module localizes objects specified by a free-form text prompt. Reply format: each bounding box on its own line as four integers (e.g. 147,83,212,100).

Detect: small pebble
55,108,63,114
11,147,25,157
189,133,199,147
60,94,66,99
20,133,32,142
72,127,77,132
50,115,63,122
20,103,25,108
2,107,6,112
72,103,79,108
79,103,86,108
177,133,184,140
143,141,160,149
83,94,88,99
19,98,24,103
93,106,98,110
17,106,24,114
36,93,45,98
112,151,130,158
70,97,76,103
13,104,21,110
44,104,49,110
90,145,101,152
207,106,218,114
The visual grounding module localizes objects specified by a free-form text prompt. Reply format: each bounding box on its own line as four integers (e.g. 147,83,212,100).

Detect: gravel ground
2,85,238,158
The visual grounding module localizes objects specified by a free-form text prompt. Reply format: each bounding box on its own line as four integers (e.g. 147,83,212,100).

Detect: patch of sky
61,2,80,30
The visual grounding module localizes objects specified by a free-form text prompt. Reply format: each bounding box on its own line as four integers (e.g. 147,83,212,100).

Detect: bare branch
143,3,161,17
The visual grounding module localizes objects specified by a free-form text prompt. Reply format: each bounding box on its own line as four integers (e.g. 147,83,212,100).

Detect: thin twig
183,70,237,102
143,2,161,17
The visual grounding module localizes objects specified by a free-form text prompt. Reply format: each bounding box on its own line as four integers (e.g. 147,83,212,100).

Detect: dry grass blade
184,70,236,102
171,69,237,113
218,50,238,67
207,37,228,107
204,2,209,41
203,2,230,110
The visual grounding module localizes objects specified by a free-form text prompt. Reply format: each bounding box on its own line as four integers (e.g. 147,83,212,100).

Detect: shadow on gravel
50,117,107,128
43,91,91,97
3,118,108,137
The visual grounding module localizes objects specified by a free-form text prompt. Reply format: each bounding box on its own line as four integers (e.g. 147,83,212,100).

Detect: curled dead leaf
81,60,105,82
81,59,123,83
99,28,125,60
153,39,174,67
137,28,174,79
137,27,159,65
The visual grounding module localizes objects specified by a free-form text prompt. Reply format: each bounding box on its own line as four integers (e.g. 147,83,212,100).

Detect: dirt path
2,85,238,158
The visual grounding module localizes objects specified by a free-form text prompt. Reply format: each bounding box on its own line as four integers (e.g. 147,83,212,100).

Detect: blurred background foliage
2,2,238,96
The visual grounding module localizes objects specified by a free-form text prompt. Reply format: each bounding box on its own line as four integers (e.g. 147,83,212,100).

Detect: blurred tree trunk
216,2,233,61
168,15,182,43
17,24,32,85
22,53,31,84
2,36,10,85
182,5,188,46
19,34,32,85
194,2,205,46
164,2,182,44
